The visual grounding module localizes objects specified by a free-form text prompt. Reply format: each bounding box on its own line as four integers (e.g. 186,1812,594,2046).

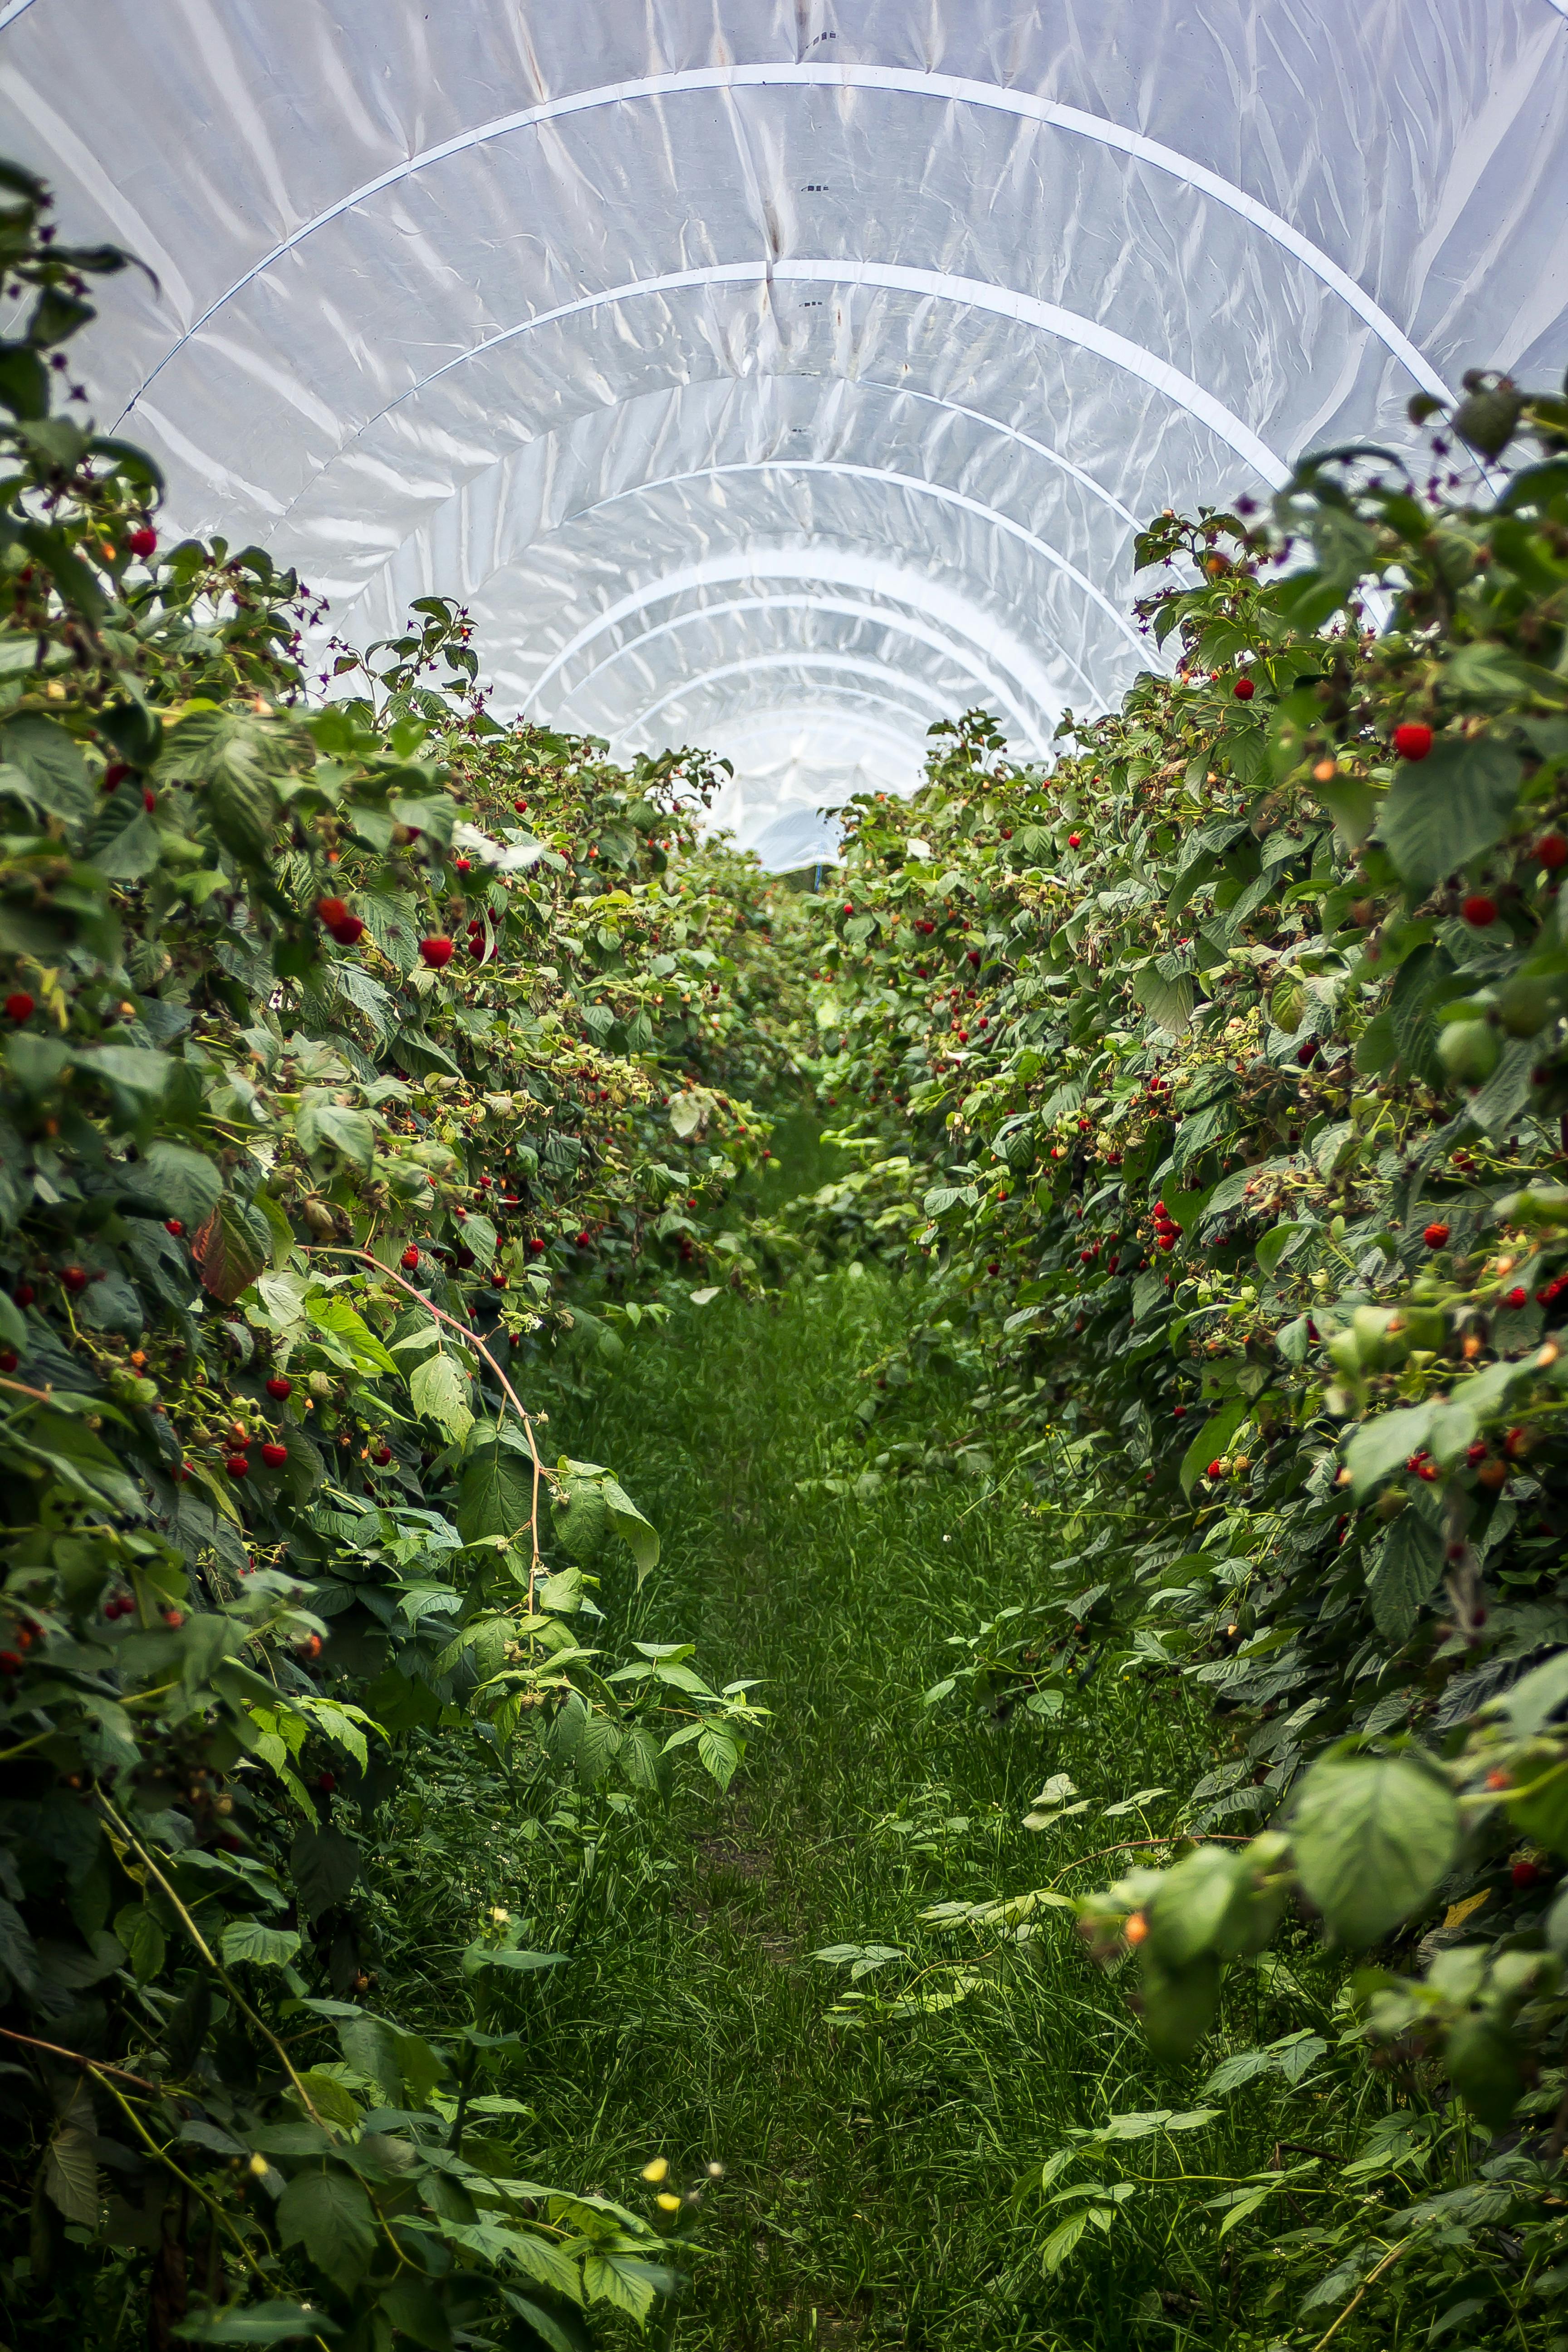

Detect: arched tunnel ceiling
0,3,1565,858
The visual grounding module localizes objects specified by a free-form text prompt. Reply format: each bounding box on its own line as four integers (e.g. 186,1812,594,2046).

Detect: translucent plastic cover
1,2,1565,857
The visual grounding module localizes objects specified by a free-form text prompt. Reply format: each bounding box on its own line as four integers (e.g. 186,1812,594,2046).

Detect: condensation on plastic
0,3,1565,860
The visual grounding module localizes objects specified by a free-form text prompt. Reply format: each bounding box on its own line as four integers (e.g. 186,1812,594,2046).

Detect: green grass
369,1266,1382,2350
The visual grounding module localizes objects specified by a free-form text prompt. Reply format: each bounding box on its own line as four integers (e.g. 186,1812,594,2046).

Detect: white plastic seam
119,61,1450,410
275,260,1289,542
629,651,957,733
466,455,1144,679
519,547,1072,721
557,593,1051,750
0,2,39,28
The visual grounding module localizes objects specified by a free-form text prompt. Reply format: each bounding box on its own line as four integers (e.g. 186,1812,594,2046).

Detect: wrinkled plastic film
0,3,1564,858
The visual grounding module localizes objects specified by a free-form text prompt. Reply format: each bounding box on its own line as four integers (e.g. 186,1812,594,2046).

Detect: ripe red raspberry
1206,1459,1224,1480
1392,721,1433,761
1232,676,1255,701
1512,1858,1545,1889
142,787,156,812
127,524,157,559
330,915,365,945
419,936,454,968
316,897,349,927
1504,1285,1527,1309
527,1236,545,1254
373,1443,393,1465
1461,893,1497,928
1536,831,1568,871
3,992,33,1021
60,1265,88,1294
986,1260,1000,1274
1423,1222,1451,1249
265,1376,292,1400
260,1442,287,1467
576,1230,591,1247
225,1454,249,1479
401,1245,420,1270
0,1351,17,1374
165,1218,184,1237
162,1608,184,1629
1068,832,1081,848
0,1650,20,1676
454,857,472,872
13,1283,33,1307
317,1770,336,1793
1298,1037,1319,1065
102,762,128,793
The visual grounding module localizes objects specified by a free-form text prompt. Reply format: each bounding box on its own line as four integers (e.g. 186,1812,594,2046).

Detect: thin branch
1310,2241,1407,2352
1047,1833,1253,1889
0,2023,162,2093
93,1791,328,2130
304,1243,546,1599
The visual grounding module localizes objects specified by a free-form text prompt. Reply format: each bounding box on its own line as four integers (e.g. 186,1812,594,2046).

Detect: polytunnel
2,2,1566,859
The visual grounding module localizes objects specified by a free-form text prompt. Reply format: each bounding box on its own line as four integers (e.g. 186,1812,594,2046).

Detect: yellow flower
656,2192,681,2213
640,2156,669,2184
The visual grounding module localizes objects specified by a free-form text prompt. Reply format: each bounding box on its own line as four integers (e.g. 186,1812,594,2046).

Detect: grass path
490,1261,1362,2352
390,1259,1364,2348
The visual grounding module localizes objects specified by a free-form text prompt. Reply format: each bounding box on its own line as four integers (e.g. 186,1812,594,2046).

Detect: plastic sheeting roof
2,4,1566,862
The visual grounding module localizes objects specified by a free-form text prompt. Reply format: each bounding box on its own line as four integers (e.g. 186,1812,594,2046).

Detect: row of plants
0,162,808,2348
790,372,1568,2338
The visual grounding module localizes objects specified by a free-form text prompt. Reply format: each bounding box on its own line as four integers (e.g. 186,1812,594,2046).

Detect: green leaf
113,1900,166,1984
303,1102,375,1167
458,1428,535,1545
582,2254,659,2323
1367,1511,1445,1643
410,1349,474,1442
461,1943,569,1979
276,2169,377,2291
129,1141,223,1228
1380,735,1521,892
1343,1404,1434,1498
289,1825,361,1916
1180,1398,1247,1496
1256,1220,1315,1277
551,1478,610,1563
44,2116,100,2225
1040,2209,1091,2274
220,1920,302,1969
0,714,90,825
600,1475,659,1582
156,710,289,862
172,2300,342,2344
1290,1750,1460,1945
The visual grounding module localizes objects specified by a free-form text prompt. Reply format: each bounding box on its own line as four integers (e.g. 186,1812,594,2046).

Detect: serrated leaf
276,2169,377,2291
600,1475,659,1582
1380,735,1521,891
113,1900,166,1984
410,1348,473,1442
1367,1510,1445,1643
1343,1404,1434,1498
1290,1751,1459,1946
191,1198,270,1304
220,1919,302,1968
458,1429,535,1545
289,1825,361,1916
